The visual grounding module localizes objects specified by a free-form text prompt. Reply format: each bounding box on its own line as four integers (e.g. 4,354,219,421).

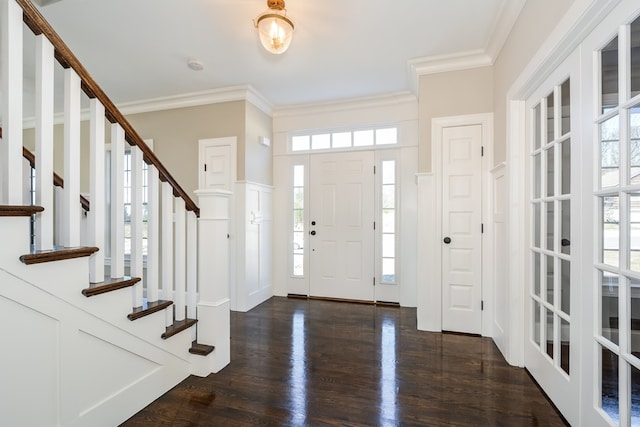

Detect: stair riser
0,217,32,268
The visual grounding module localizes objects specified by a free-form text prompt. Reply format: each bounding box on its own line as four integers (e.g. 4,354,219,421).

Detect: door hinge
481,223,484,234
373,221,376,230
373,165,376,174
481,146,484,157
204,163,207,172
481,300,484,311
373,277,376,286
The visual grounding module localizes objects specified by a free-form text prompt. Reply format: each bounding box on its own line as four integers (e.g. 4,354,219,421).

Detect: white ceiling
30,0,526,110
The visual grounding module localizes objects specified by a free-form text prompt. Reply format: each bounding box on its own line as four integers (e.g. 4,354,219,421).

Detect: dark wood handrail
21,146,91,211
16,0,200,217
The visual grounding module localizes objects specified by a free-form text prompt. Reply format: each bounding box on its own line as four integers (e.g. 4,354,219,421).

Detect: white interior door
441,125,483,334
199,137,236,191
309,151,375,301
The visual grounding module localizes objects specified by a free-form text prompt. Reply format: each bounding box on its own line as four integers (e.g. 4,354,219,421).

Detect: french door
526,50,581,425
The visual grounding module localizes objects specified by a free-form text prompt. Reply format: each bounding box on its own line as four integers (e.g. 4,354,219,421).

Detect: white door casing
441,125,483,334
308,151,375,301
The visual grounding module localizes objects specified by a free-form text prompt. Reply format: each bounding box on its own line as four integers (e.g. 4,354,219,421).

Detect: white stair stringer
0,215,212,427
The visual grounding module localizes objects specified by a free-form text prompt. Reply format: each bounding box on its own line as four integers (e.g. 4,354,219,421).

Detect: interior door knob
310,230,316,236
443,237,451,244
561,238,570,247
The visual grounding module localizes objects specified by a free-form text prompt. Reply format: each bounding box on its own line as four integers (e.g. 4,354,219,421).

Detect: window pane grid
292,165,305,277
291,127,398,152
381,160,396,284
530,79,572,376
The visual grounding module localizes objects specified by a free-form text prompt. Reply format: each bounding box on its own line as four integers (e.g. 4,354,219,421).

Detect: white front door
308,151,375,301
441,125,483,334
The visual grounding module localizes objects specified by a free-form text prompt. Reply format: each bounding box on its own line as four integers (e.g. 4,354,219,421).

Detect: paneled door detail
309,151,375,301
441,125,483,334
198,137,236,192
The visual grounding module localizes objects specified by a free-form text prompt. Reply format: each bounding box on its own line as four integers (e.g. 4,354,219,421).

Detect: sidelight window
292,164,305,277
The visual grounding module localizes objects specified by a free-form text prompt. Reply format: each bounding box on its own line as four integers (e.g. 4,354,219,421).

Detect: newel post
195,189,231,373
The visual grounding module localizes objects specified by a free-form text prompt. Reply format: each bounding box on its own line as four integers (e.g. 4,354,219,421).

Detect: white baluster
187,211,198,320
1,0,22,204
161,181,174,304
88,99,105,282
146,166,160,303
174,198,186,321
34,35,54,250
130,146,144,307
62,68,81,247
110,124,125,278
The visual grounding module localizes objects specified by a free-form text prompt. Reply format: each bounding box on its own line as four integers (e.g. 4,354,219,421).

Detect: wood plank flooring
121,297,567,426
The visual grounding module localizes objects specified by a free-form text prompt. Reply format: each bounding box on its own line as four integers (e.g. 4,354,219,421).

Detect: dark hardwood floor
121,297,567,426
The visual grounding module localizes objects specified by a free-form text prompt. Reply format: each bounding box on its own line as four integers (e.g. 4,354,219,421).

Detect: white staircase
0,1,232,425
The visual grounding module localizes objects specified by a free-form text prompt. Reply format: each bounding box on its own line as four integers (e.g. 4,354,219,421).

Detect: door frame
198,136,238,310
429,113,494,337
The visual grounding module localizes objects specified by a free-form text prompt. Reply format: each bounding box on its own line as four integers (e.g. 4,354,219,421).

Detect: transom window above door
290,126,398,152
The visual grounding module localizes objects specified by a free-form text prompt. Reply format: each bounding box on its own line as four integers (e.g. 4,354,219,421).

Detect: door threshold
287,294,399,307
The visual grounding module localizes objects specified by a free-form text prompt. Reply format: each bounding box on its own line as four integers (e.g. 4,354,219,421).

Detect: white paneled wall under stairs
0,1,231,425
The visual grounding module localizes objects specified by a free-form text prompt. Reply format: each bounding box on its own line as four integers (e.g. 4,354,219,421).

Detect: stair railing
1,0,202,334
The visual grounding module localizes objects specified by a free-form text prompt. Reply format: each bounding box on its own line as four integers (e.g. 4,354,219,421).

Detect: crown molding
408,50,493,94
273,91,418,119
485,0,527,60
117,85,273,117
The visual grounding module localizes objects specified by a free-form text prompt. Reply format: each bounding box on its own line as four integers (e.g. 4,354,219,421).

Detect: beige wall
244,102,273,185
492,0,576,164
418,66,494,172
126,101,246,198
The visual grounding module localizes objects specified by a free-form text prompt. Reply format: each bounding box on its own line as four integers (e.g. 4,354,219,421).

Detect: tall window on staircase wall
123,152,149,257
595,15,640,425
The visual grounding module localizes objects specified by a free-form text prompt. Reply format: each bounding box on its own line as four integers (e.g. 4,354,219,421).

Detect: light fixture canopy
254,0,294,54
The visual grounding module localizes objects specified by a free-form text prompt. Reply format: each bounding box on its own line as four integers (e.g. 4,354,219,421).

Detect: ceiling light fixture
254,0,294,54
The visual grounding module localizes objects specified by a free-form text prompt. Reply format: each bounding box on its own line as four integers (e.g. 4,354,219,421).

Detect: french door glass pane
547,147,555,197
534,300,541,346
560,318,569,375
546,308,554,359
561,200,571,255
632,106,640,185
534,104,542,150
547,92,555,143
561,139,571,195
561,259,570,315
534,154,541,198
631,278,640,356
546,255,554,304
631,194,640,272
632,16,640,99
561,79,571,135
534,203,541,248
547,202,555,251
534,252,541,296
601,115,620,188
632,363,640,425
602,271,620,345
603,196,620,267
602,36,619,114
601,346,620,424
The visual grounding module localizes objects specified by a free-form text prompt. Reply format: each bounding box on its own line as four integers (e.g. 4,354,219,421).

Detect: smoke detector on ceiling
187,59,204,71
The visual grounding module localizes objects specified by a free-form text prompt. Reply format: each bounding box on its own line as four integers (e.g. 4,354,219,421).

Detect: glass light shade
256,13,294,54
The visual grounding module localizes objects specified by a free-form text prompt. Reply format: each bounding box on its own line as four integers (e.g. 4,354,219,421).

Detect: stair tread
82,276,141,297
0,205,44,217
161,318,198,340
20,246,99,265
127,300,173,321
189,341,215,356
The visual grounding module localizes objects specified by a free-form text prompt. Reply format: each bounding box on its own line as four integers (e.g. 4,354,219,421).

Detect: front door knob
310,230,316,236
443,237,451,244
